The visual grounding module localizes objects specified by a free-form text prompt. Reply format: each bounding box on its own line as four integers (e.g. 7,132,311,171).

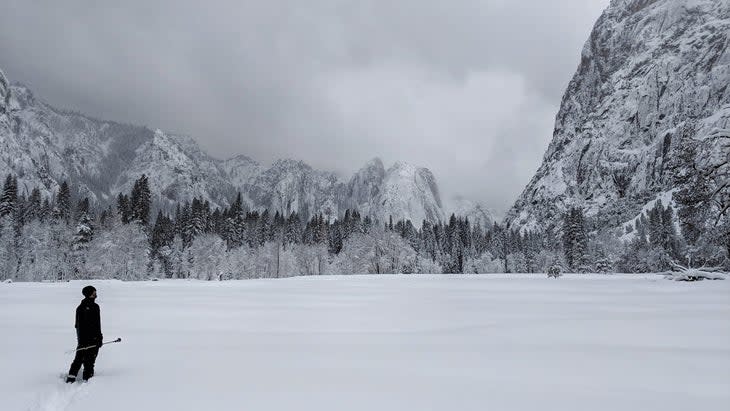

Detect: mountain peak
271,158,310,170
363,157,384,170
226,153,258,165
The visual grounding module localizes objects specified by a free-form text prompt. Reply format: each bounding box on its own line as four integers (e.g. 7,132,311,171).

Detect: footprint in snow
27,375,90,411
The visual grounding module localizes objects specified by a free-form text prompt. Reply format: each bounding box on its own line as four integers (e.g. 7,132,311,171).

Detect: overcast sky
0,0,607,215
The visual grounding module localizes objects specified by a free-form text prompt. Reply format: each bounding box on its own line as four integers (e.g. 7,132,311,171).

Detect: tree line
0,128,727,282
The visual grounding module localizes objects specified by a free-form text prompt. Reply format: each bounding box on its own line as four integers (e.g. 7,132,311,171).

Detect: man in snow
66,285,103,383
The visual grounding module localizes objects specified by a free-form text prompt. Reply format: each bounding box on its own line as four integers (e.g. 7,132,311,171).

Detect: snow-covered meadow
2,274,729,411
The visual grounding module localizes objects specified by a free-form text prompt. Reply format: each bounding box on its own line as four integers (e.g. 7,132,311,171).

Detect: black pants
68,345,99,380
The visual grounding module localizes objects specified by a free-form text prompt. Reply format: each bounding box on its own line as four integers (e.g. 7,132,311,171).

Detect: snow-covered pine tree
363,215,373,233
39,197,51,222
671,127,730,267
244,211,259,247
313,214,328,245
420,220,436,262
328,221,343,254
522,231,538,273
53,181,72,222
150,211,175,260
0,216,19,280
117,193,131,224
256,209,271,246
0,174,17,218
489,224,510,273
563,207,588,271
394,219,419,254
24,187,42,222
190,198,205,238
284,212,303,246
71,198,94,278
209,207,222,234
130,174,151,226
179,201,194,247
660,205,680,258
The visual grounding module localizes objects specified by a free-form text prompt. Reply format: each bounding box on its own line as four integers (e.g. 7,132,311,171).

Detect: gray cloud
0,0,607,215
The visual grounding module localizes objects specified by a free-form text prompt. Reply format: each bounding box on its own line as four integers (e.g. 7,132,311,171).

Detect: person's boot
65,375,76,384
82,370,94,382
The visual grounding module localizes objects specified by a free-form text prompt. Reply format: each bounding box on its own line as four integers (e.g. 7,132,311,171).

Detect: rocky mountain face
0,68,479,224
364,161,445,225
505,0,730,232
0,75,155,204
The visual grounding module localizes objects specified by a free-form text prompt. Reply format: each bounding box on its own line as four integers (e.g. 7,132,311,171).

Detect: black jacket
75,298,102,344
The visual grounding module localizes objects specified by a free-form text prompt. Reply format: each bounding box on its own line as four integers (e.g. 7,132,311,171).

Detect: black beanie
82,285,96,298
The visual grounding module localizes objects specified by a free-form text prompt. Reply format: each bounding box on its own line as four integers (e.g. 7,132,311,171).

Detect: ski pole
66,338,122,354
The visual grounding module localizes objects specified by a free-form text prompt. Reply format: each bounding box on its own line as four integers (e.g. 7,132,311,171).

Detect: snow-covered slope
0,78,154,204
505,0,730,232
114,130,235,209
220,154,262,190
244,159,342,221
618,188,680,242
0,69,456,223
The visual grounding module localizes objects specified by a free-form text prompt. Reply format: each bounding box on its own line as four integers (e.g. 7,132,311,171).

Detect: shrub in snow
547,265,562,278
593,257,613,274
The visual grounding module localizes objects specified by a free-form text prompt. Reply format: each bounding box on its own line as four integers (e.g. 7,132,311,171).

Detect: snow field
1,274,729,411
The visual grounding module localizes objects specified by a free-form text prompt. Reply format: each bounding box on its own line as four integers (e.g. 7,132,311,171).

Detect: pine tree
313,214,328,245
563,207,588,271
180,202,194,247
660,205,679,257
284,212,303,246
190,198,205,238
670,130,730,265
363,215,373,233
39,197,51,222
0,216,19,280
150,211,174,258
0,174,18,217
54,181,72,222
490,224,509,273
328,222,343,254
130,174,151,225
71,209,94,277
257,210,271,246
25,187,42,222
117,193,131,224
